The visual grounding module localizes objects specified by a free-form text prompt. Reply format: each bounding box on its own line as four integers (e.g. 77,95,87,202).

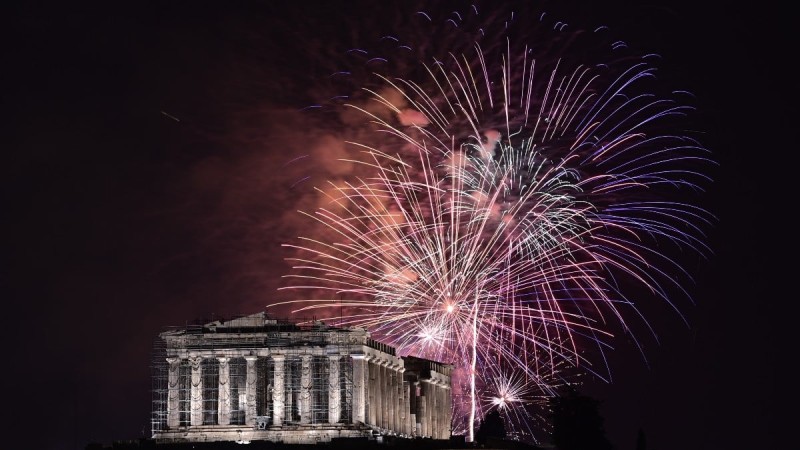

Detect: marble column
437,383,443,437
350,354,366,424
397,367,406,434
366,356,376,426
418,382,428,437
166,357,181,429
377,359,385,428
443,384,451,438
434,382,441,438
433,382,440,438
328,355,341,424
429,381,435,437
272,354,285,426
430,381,438,439
387,364,395,432
411,381,419,437
428,382,439,439
189,356,203,426
441,385,453,439
245,356,258,427
300,355,312,424
217,357,231,425
401,378,410,435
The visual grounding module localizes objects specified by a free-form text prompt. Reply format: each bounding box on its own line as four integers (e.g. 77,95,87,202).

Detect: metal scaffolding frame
255,356,273,423
150,312,452,445
150,338,168,434
202,358,219,425
151,315,357,436
339,356,353,423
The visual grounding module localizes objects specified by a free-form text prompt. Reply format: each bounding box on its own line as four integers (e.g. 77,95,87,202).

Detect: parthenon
151,312,453,444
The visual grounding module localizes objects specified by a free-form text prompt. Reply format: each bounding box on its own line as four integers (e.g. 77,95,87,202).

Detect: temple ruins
150,312,453,444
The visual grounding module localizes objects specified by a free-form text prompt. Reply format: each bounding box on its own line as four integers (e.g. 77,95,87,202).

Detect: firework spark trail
274,3,714,443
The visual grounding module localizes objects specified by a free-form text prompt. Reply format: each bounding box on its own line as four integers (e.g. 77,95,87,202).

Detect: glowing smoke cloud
274,2,715,443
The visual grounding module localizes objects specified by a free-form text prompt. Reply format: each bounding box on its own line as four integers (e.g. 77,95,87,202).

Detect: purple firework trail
273,2,715,443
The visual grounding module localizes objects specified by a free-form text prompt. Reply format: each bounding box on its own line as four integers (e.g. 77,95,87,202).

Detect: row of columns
166,354,343,429
331,354,452,439
165,352,451,439
416,379,451,439
363,355,409,434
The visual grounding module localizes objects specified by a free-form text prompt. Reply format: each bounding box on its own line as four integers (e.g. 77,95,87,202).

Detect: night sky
5,1,789,449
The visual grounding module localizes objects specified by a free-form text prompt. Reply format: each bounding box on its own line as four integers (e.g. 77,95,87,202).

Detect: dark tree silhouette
475,409,507,443
549,386,614,450
635,427,646,450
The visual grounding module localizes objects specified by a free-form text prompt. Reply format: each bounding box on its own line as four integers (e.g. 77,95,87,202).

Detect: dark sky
4,1,789,449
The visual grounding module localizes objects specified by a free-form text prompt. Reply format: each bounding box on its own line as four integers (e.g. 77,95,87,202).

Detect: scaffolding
150,313,355,438
151,311,452,445
150,337,167,434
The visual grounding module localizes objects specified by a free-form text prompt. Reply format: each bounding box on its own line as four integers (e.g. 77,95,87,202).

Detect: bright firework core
277,2,714,444
493,394,514,408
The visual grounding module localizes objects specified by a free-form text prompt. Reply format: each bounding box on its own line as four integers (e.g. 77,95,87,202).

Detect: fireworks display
273,2,714,443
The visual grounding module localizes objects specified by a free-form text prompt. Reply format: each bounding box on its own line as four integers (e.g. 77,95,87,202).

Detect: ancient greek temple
151,312,453,444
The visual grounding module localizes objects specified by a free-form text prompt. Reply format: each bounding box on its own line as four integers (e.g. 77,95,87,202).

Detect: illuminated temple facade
151,312,453,444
